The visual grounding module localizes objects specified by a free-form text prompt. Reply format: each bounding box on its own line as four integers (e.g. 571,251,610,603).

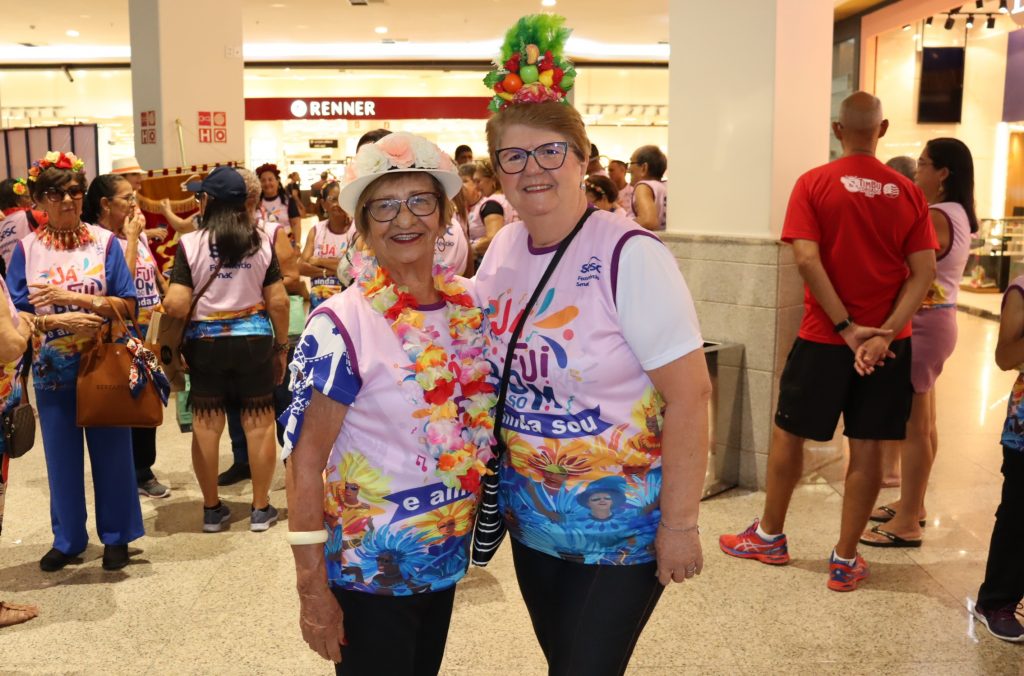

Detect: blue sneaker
250,504,278,532
203,502,231,533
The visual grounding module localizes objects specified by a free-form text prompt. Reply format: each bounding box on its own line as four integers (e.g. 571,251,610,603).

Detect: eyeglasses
114,193,137,203
495,142,570,174
42,185,85,203
364,192,440,222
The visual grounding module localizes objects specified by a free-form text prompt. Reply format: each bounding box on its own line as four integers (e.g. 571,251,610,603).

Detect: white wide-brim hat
339,132,461,215
111,156,144,174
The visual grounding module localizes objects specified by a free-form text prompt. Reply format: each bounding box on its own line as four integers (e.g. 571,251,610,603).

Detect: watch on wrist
91,296,104,310
834,317,853,333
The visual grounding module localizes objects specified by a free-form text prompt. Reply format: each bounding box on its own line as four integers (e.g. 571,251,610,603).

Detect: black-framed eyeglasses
495,142,570,174
42,185,85,203
364,191,440,222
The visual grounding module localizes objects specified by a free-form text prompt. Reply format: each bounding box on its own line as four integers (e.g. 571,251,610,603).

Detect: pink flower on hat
377,134,415,168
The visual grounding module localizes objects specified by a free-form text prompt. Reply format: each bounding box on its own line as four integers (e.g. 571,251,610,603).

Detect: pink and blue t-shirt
280,281,479,595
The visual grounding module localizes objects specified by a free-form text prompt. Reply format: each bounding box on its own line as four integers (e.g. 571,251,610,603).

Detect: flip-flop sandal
859,524,923,548
869,505,926,528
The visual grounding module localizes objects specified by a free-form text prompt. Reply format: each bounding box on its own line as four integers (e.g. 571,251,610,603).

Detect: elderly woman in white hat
110,156,167,243
280,132,496,675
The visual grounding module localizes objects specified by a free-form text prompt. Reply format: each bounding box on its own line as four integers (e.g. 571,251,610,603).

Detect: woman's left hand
28,283,76,309
655,526,703,585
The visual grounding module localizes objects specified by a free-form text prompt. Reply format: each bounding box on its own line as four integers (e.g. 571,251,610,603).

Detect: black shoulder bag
470,208,592,566
2,346,35,459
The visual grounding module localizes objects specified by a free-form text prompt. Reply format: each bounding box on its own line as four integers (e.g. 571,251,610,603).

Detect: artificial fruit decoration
484,14,578,113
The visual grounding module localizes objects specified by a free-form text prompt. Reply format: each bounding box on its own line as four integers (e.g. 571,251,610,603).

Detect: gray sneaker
203,502,231,533
138,478,171,499
250,504,278,532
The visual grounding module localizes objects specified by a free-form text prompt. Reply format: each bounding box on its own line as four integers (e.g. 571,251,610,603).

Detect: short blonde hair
485,102,590,170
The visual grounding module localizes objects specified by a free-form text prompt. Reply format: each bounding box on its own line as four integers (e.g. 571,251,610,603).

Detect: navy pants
977,447,1024,609
36,387,144,555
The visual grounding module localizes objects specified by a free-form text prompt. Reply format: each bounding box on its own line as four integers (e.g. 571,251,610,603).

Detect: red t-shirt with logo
781,154,938,345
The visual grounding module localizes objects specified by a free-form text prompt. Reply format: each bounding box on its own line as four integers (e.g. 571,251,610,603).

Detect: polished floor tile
2,311,1022,674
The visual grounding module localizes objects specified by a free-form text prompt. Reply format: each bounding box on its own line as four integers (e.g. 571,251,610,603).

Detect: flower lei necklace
38,223,94,251
354,252,497,493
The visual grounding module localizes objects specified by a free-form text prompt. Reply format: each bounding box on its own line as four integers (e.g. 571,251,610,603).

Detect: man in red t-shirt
720,92,938,592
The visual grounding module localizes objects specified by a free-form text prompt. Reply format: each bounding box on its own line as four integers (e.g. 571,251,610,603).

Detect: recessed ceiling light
270,3,286,7
541,0,556,6
66,29,80,37
375,26,388,34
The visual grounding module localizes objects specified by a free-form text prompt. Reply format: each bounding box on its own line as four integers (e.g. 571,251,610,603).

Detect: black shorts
182,335,275,413
775,337,913,442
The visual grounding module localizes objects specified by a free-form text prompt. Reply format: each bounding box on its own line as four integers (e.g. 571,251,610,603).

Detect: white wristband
285,530,329,546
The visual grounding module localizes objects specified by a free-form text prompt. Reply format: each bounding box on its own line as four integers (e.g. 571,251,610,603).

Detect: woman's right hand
56,312,106,336
298,583,346,663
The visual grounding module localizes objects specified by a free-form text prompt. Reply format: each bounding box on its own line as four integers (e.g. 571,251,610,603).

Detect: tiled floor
1,311,1022,675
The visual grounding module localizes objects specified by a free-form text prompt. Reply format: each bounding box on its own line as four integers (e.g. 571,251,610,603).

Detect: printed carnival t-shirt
781,154,937,345
279,285,480,596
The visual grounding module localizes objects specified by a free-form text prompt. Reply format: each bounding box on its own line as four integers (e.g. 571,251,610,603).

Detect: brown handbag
1,354,35,458
76,300,164,428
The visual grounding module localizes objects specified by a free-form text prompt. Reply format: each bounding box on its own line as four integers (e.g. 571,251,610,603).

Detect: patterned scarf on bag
125,336,170,405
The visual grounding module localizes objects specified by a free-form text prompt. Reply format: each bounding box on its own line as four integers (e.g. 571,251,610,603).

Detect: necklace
38,223,94,251
355,252,497,493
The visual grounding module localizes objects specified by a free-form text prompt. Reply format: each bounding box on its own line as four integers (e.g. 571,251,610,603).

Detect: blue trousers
36,387,145,555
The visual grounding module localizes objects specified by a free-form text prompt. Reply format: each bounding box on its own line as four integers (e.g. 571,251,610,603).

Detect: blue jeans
36,387,144,555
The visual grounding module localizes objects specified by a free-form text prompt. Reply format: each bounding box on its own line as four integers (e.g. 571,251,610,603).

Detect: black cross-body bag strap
491,207,593,454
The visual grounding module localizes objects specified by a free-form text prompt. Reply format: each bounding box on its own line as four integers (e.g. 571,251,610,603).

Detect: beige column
663,0,838,488
128,0,245,170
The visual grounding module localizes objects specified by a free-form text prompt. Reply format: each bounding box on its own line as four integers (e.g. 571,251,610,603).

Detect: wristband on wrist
659,521,700,534
833,317,853,333
274,341,290,353
285,530,329,546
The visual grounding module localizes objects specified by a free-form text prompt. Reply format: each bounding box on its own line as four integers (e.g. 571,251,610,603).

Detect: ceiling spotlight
1000,0,1009,12
902,23,911,30
944,14,956,29
976,0,984,7
374,26,388,34
966,14,975,27
926,16,934,25
65,29,79,37
987,13,997,27
541,0,557,6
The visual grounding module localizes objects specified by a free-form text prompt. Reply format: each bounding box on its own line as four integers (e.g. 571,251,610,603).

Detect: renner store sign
244,97,492,121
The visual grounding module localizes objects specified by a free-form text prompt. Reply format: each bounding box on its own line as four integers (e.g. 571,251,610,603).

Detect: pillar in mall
663,1,836,488
128,0,245,171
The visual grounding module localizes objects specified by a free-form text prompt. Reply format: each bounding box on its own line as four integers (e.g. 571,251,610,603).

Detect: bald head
838,92,883,132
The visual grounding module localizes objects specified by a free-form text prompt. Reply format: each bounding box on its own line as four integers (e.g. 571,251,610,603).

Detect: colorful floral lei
27,151,85,181
12,178,28,196
354,252,497,493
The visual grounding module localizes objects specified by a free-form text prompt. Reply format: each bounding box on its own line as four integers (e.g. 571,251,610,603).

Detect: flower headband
12,178,28,196
484,14,577,113
27,151,85,181
339,132,459,215
255,162,280,177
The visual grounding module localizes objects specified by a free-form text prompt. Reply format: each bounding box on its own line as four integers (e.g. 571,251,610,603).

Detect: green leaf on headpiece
483,70,504,88
500,14,572,61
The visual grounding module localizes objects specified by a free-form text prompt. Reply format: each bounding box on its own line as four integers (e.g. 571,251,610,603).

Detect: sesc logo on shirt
576,256,602,287
840,175,900,199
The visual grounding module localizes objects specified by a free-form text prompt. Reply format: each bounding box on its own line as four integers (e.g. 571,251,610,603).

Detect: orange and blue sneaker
828,551,869,592
719,519,790,565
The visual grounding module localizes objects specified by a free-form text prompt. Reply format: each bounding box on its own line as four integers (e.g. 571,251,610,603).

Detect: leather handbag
77,300,166,428
145,259,223,393
470,209,591,566
1,350,35,459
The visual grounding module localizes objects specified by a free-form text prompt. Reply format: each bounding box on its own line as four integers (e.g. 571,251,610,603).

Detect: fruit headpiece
255,162,280,178
484,14,577,113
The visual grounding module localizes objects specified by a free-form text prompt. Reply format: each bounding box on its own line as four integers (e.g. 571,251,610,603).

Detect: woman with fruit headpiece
473,15,712,675
280,132,497,674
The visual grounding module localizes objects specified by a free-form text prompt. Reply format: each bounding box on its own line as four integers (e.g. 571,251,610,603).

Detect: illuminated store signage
245,97,492,121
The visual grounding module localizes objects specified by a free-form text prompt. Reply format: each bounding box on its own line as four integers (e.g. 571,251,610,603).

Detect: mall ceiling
2,1,875,65
1,0,670,63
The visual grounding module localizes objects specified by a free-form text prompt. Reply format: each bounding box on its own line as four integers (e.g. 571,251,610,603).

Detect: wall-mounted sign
309,139,339,148
245,97,491,121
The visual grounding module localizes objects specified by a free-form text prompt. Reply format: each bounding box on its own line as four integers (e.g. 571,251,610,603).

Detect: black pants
511,539,664,676
977,447,1024,609
131,426,157,483
332,586,455,676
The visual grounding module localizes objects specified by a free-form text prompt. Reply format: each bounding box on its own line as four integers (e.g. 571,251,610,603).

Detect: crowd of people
0,12,1019,675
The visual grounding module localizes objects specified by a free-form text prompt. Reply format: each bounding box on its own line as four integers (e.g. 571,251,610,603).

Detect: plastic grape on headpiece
484,14,577,113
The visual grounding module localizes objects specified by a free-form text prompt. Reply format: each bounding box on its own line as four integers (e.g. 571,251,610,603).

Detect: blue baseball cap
185,166,247,203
